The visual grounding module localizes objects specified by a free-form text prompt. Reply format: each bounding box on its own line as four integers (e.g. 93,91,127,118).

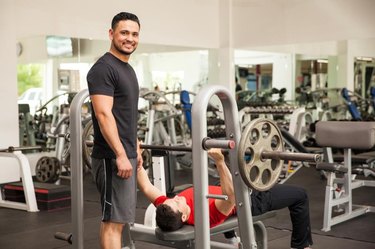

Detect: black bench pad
155,211,276,241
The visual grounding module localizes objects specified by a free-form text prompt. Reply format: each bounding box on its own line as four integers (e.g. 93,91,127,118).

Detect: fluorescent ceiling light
356,57,373,62
238,64,253,68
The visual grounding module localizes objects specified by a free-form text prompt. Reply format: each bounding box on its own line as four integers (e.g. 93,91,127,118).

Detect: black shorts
91,157,137,224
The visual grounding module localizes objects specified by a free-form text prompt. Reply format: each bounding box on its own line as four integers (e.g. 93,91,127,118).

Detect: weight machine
316,121,375,231
65,86,258,249
60,85,321,249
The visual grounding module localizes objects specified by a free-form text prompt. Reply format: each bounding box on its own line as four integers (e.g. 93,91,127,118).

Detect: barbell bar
261,151,320,162
140,137,235,152
0,145,42,153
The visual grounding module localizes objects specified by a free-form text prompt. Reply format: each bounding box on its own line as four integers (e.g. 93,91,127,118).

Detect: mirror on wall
236,64,273,91
354,57,375,98
16,36,211,114
234,50,296,103
296,59,328,91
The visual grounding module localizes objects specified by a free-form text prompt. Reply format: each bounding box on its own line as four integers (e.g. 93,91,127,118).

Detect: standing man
87,12,143,249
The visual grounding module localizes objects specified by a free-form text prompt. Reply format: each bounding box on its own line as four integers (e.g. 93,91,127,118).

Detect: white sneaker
226,236,241,245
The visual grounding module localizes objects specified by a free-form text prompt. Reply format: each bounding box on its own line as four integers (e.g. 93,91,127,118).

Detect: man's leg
100,222,124,249
92,158,137,249
267,184,313,249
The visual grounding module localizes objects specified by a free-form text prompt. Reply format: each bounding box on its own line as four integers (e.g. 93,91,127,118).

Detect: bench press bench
316,121,375,231
124,211,276,249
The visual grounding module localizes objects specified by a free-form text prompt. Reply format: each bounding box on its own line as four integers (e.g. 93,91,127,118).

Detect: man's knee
102,222,124,233
293,187,310,210
291,185,308,201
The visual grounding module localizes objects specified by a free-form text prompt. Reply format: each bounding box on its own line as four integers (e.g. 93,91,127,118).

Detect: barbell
85,118,321,191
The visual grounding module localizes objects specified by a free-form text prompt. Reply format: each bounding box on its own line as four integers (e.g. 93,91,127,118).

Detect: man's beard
113,41,137,56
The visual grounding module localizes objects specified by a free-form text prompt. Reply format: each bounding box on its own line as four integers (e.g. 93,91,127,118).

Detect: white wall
233,0,375,48
1,1,19,148
0,1,21,183
15,0,219,49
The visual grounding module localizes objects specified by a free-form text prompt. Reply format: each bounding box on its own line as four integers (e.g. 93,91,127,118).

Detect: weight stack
3,182,71,211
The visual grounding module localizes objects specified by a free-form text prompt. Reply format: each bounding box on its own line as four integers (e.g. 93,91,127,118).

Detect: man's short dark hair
156,204,184,231
111,12,140,30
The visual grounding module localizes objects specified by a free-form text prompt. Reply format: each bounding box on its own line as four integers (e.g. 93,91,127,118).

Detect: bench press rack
67,86,270,249
316,121,375,231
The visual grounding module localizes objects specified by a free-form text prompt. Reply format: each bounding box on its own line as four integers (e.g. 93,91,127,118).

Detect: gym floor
0,164,374,249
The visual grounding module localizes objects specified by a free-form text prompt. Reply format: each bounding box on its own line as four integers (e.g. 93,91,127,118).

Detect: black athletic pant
224,184,313,249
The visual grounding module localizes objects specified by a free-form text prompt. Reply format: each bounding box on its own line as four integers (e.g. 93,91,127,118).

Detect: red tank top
154,186,236,228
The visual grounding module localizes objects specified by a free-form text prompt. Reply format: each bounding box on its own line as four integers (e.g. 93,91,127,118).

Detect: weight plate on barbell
238,118,283,191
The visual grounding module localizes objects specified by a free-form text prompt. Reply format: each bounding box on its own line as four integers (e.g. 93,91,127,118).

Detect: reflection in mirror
235,50,293,105
237,64,273,92
354,57,375,98
46,36,73,57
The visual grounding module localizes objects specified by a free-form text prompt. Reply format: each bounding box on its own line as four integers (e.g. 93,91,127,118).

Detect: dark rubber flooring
0,165,374,249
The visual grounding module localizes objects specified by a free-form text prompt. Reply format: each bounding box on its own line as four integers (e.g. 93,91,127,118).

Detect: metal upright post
70,89,89,249
191,85,255,249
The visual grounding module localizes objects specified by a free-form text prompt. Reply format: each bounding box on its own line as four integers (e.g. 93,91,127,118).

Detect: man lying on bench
137,149,313,249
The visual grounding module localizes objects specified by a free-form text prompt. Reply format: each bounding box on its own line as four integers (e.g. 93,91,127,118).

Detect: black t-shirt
87,52,139,159
235,83,243,92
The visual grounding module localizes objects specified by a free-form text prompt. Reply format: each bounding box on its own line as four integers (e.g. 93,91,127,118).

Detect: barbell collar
202,137,235,150
261,151,321,162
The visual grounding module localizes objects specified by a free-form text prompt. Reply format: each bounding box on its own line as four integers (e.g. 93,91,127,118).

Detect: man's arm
137,166,163,203
208,149,236,215
90,94,132,179
136,139,143,169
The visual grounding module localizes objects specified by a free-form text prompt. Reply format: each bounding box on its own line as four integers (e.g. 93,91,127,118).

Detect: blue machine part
370,86,375,110
180,90,192,130
341,88,362,121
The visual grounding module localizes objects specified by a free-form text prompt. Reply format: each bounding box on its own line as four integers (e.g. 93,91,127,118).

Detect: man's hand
208,148,225,163
116,155,133,179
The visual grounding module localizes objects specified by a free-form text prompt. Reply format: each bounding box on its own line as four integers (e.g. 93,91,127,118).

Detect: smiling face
109,19,140,61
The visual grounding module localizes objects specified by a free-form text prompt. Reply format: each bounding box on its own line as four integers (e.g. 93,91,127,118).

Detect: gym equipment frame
316,121,375,231
0,146,39,212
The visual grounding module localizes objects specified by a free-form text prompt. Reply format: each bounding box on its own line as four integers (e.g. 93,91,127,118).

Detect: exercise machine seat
316,121,375,149
155,211,276,241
